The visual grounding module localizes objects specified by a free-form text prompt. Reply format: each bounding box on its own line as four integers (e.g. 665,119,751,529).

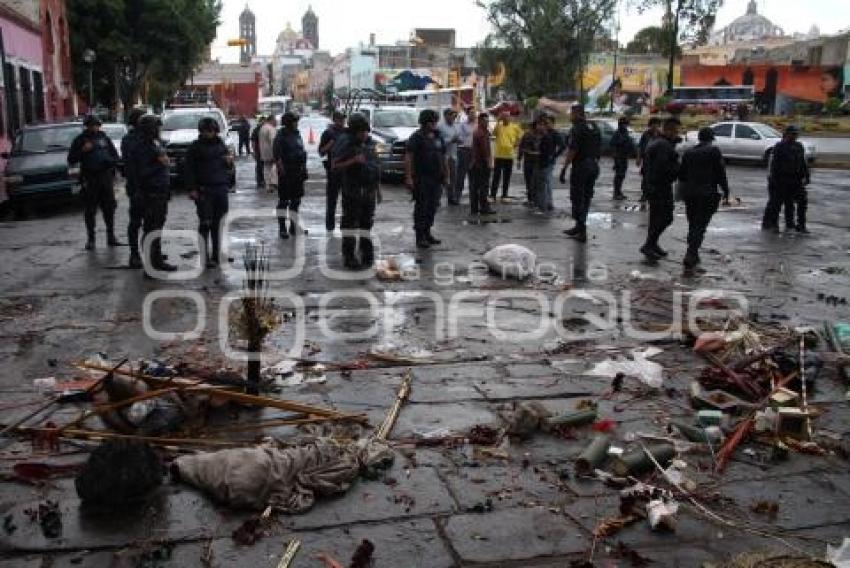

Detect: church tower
302,5,319,49
239,4,257,64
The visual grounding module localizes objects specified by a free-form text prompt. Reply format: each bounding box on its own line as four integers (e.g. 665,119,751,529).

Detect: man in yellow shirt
490,112,522,200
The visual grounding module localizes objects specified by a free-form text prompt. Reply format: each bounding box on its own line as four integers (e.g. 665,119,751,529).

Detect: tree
632,0,723,91
67,0,220,114
625,25,680,58
475,0,617,100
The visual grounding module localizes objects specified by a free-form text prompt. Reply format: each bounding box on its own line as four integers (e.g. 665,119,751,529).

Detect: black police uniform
637,128,657,203
334,132,380,267
610,126,636,199
273,127,308,236
319,123,345,231
678,141,729,265
185,136,233,264
642,136,680,254
133,135,171,269
67,130,120,245
121,128,144,262
567,119,601,233
407,128,446,241
763,139,810,231
233,118,251,156
250,123,264,186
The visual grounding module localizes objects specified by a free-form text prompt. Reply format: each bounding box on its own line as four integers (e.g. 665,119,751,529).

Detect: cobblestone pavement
0,156,848,567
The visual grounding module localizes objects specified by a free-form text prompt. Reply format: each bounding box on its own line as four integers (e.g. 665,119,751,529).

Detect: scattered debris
349,539,375,568
75,440,162,506
23,500,62,539
585,348,665,388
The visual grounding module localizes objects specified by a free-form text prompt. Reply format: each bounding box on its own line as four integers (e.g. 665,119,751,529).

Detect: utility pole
610,0,620,113
666,0,681,93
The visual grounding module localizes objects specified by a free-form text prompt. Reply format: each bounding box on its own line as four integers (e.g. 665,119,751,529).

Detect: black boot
416,232,431,249
683,248,700,269
128,250,143,269
360,237,374,267
278,219,289,239
640,243,661,260
426,231,441,245
563,225,581,236
652,243,669,257
85,235,95,251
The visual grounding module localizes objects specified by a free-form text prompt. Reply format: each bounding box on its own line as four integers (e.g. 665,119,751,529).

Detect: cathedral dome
712,1,784,45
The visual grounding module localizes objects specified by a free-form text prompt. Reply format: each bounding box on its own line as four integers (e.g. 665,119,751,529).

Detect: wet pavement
0,155,849,567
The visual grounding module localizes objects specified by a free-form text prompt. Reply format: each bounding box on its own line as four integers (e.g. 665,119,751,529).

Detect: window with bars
20,68,33,124
4,63,20,135
32,71,44,121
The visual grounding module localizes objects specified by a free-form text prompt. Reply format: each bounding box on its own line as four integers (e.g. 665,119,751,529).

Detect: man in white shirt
437,108,460,205
452,106,475,205
258,115,278,193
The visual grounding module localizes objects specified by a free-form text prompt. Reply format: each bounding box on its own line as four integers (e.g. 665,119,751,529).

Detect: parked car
101,122,128,173
350,105,421,180
160,106,237,188
2,121,84,215
682,121,817,165
557,118,639,157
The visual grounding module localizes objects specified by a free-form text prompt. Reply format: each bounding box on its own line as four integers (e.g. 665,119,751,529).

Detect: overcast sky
212,0,850,63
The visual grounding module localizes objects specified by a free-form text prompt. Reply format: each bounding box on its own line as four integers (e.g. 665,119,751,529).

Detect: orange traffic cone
308,127,316,145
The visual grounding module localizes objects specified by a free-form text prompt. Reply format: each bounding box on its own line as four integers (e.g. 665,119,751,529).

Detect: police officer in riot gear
678,127,731,269
121,108,146,268
636,117,661,208
273,111,308,238
319,111,346,231
332,113,380,270
762,125,810,233
560,104,601,243
610,116,636,201
640,117,681,261
67,115,121,250
133,115,176,273
405,109,447,249
185,117,235,268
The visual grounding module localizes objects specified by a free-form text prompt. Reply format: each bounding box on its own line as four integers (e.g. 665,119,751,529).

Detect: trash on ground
482,244,537,280
584,348,664,388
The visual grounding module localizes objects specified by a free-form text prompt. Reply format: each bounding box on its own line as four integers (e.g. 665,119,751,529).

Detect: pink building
0,1,47,149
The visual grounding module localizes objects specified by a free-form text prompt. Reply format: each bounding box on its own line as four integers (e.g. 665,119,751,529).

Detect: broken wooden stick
375,369,412,441
715,416,754,473
276,539,301,568
0,359,125,444
12,425,242,448
77,361,368,424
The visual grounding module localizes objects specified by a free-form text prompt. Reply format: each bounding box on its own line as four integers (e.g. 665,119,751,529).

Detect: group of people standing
67,102,813,277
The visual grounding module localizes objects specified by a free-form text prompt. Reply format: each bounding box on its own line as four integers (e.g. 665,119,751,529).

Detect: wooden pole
375,369,412,441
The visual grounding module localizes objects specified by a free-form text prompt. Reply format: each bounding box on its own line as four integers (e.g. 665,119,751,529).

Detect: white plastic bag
483,244,537,280
584,348,665,388
827,538,850,568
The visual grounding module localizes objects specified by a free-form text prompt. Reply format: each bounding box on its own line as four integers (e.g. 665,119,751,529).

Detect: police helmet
83,115,102,127
347,113,370,133
138,114,162,139
617,116,630,126
418,109,439,126
127,108,146,129
784,124,800,136
281,111,299,127
697,127,715,143
198,116,220,133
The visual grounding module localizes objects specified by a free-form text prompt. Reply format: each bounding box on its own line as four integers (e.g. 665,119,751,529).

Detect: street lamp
82,48,96,109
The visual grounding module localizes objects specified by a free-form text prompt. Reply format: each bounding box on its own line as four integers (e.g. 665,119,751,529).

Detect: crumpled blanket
173,439,393,513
